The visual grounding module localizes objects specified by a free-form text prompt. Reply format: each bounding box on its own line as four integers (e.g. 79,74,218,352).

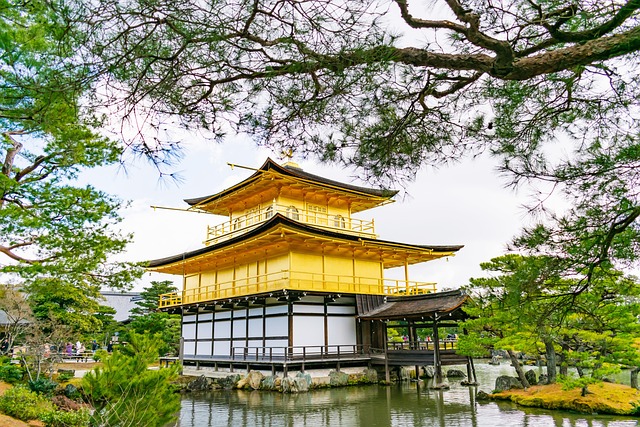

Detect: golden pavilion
150,158,472,382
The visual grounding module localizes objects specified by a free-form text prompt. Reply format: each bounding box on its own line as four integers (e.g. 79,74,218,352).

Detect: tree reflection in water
177,365,637,427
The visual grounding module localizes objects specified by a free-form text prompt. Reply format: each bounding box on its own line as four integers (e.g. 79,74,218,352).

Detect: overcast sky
81,133,533,293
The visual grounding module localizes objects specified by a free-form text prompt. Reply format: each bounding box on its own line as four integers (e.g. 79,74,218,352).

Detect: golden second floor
204,199,376,245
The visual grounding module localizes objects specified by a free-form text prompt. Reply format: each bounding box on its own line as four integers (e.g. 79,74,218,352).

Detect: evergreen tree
0,0,143,333
127,281,181,356
73,0,640,295
82,332,181,427
461,255,640,388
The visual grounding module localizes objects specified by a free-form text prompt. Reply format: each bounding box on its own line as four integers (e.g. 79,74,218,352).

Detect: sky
81,133,533,293
72,2,539,293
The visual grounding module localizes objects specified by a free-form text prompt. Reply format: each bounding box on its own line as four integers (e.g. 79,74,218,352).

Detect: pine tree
82,332,181,427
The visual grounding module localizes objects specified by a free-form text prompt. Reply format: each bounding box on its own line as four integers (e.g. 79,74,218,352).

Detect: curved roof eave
146,213,463,269
357,289,471,321
183,158,398,207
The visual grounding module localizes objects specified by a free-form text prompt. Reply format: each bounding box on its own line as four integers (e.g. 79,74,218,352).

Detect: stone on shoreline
494,376,523,392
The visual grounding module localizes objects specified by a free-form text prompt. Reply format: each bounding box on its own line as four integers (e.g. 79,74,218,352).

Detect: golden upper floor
183,159,396,245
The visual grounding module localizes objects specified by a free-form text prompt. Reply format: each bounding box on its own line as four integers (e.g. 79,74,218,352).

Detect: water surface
178,363,639,427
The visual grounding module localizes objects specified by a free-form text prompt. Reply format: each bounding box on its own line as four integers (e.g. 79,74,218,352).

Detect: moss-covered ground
491,382,640,415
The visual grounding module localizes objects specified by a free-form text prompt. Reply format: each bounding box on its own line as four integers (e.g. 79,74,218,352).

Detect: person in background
91,339,99,353
107,340,113,353
76,341,85,354
65,342,73,356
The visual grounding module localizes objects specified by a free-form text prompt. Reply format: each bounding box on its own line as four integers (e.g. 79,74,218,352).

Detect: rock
488,356,501,365
236,376,248,389
294,372,311,392
423,366,435,378
329,370,349,387
429,380,450,390
538,374,548,385
260,375,280,391
186,375,213,392
494,375,523,392
247,371,264,390
281,376,297,393
363,368,378,383
446,369,466,378
219,374,242,390
399,367,412,381
51,395,82,411
491,349,508,358
525,369,538,386
476,390,491,400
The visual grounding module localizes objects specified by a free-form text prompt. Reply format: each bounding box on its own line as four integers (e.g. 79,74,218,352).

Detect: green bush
93,349,108,362
0,386,54,421
40,408,90,427
56,371,74,382
83,332,181,427
0,361,23,383
29,378,59,396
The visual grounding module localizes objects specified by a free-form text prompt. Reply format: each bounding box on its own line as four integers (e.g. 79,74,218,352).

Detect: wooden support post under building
179,337,184,376
432,318,445,388
410,321,420,380
470,357,478,384
384,321,390,383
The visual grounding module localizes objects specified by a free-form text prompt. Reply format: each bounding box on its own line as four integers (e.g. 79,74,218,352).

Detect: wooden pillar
178,336,184,376
410,321,419,378
470,357,478,384
384,321,390,383
287,299,293,359
433,318,443,386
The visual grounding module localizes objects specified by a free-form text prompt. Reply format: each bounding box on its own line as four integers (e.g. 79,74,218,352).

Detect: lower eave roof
146,213,463,269
357,289,470,321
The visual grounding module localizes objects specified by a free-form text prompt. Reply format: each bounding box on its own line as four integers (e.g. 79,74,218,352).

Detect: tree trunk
544,339,557,384
576,366,584,378
631,367,639,389
507,349,530,388
558,343,569,376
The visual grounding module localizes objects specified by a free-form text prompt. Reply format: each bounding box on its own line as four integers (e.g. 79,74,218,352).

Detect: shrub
56,371,75,382
0,361,23,384
93,349,108,362
0,386,54,421
29,378,58,396
40,408,90,427
82,332,181,427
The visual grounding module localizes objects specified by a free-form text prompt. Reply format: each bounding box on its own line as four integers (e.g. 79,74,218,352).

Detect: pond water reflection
177,363,639,427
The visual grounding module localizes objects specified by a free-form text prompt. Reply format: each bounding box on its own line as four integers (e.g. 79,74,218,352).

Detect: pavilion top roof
183,158,398,215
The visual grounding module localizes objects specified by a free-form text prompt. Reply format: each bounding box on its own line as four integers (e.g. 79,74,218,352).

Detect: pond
177,362,639,427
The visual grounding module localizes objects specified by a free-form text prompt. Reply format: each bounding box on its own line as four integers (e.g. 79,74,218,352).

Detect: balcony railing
204,203,376,245
158,270,436,308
